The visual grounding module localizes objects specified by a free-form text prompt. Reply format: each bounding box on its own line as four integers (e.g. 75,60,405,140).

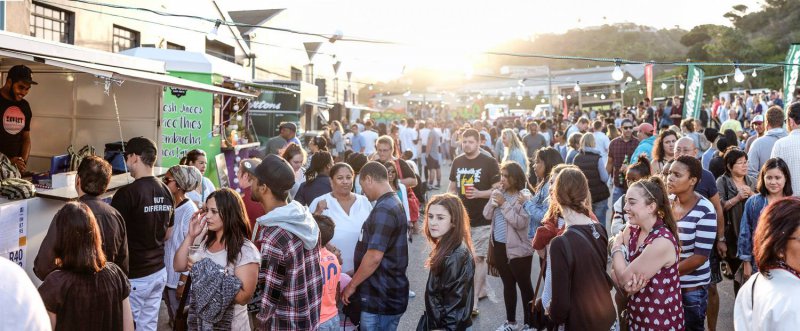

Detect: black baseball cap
252,154,294,192
279,122,297,132
125,137,157,155
240,158,261,176
7,65,38,85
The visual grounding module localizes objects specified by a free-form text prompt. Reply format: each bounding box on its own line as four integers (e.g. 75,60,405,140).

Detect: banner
784,43,800,106
645,64,653,101
0,200,27,268
683,65,705,119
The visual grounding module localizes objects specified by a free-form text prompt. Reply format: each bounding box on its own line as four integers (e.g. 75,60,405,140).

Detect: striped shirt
674,195,717,288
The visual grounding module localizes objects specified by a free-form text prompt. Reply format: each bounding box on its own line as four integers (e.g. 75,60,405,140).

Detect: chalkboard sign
215,153,229,188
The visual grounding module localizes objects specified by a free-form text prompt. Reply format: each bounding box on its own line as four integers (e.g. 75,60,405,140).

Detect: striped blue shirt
674,195,717,288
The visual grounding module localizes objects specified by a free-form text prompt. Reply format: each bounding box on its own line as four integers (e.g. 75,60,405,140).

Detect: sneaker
495,321,518,331
409,290,416,298
471,308,479,317
519,324,534,331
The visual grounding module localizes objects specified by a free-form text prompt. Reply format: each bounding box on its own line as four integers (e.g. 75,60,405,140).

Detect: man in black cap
266,121,301,155
0,65,37,172
110,136,174,331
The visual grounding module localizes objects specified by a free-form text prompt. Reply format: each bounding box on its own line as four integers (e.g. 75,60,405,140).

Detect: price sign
0,200,27,268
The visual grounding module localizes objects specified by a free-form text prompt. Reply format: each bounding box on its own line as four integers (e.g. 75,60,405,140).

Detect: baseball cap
752,115,764,124
7,65,38,85
637,123,654,135
125,137,157,155
252,154,294,192
279,122,297,132
239,158,261,177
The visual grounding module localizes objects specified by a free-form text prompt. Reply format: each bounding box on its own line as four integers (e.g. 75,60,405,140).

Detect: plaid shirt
608,136,639,188
256,226,323,330
353,192,409,315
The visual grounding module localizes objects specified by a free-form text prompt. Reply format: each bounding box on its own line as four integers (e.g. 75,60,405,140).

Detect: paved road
158,162,736,330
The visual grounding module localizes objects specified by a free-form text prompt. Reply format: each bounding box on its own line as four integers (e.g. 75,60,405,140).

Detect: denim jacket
526,181,550,239
738,194,768,271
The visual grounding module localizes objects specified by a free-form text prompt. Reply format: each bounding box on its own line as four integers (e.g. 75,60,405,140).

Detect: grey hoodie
747,128,788,178
256,200,319,250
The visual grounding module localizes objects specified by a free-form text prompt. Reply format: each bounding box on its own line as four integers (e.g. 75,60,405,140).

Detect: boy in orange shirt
315,215,342,330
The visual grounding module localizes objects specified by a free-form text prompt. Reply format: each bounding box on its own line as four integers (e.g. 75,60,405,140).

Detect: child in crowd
316,214,342,331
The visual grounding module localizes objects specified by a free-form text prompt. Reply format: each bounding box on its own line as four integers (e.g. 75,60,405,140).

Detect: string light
723,76,729,84
734,64,745,83
206,20,221,41
752,69,758,78
573,81,581,92
611,59,624,81
566,95,572,100
661,82,668,90
717,78,724,84
679,83,685,90
638,89,643,95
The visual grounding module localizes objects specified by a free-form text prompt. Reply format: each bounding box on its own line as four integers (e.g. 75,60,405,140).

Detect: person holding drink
174,188,259,330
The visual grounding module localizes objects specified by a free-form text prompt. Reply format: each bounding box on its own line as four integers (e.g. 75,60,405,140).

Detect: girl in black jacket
419,194,475,331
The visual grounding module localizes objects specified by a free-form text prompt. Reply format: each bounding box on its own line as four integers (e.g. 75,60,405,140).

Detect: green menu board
160,71,221,187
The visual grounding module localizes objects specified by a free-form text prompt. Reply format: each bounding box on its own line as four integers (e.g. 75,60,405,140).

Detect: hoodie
747,128,787,178
256,200,319,250
630,135,656,164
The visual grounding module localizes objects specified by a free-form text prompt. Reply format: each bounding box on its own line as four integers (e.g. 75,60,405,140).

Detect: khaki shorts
470,225,492,257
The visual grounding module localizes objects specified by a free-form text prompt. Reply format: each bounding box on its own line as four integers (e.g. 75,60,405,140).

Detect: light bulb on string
567,95,572,100
717,78,723,84
626,76,633,83
660,82,668,90
638,89,643,95
600,94,606,100
734,65,745,83
517,95,523,101
723,76,729,84
680,83,685,90
611,60,624,81
541,98,546,103
636,80,641,85
752,69,758,78
368,84,374,90
516,102,521,107
573,81,581,92
233,104,240,111
207,20,221,41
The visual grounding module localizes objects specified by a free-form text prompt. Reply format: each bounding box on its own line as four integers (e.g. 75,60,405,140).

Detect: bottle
619,154,628,186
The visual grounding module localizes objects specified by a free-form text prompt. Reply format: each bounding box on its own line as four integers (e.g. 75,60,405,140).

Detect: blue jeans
612,186,625,208
682,285,709,331
360,312,402,331
592,199,609,228
319,314,340,331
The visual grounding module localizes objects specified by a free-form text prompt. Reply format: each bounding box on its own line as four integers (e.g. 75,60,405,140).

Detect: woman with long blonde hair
501,128,529,173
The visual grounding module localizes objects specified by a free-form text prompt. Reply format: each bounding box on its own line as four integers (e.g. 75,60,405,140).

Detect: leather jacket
423,243,475,331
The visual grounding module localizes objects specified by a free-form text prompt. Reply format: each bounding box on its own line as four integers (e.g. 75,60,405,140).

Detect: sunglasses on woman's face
163,177,175,185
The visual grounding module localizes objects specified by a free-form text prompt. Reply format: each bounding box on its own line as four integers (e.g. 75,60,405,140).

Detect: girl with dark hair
547,168,616,331
738,157,792,278
346,152,368,194
38,202,134,331
420,194,475,331
385,161,412,225
526,147,564,239
734,197,800,329
611,155,652,236
611,176,683,330
281,143,307,199
174,188,259,330
307,135,329,169
483,162,535,331
709,139,732,179
651,130,678,175
668,155,718,331
181,149,216,208
294,151,334,206
716,148,755,292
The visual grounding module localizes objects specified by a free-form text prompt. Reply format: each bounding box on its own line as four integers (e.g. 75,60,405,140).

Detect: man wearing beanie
111,137,174,331
249,154,322,330
162,165,201,324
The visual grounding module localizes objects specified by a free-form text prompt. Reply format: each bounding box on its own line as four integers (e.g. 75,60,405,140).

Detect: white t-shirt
399,125,418,159
593,131,611,159
361,129,379,156
186,177,216,207
165,200,198,288
0,257,51,330
197,240,260,331
308,193,372,273
419,128,431,150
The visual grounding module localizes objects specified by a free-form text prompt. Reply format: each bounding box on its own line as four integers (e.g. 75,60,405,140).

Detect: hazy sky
227,0,762,81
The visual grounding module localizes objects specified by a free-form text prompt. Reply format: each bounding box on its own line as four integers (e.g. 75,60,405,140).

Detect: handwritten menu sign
0,200,27,267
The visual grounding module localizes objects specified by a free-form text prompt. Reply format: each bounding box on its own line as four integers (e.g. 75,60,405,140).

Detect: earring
657,210,665,219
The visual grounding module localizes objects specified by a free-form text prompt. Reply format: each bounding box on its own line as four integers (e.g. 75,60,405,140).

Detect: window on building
112,25,140,53
291,67,302,81
30,2,74,44
166,42,185,50
205,40,235,63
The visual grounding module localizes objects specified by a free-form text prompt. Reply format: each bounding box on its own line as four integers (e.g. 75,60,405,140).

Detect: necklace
775,261,800,280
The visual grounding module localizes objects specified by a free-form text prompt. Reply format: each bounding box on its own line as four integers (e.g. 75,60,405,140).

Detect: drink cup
464,183,474,195
188,245,202,264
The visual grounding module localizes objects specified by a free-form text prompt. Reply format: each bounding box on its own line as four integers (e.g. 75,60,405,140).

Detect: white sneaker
519,324,534,331
409,290,416,298
495,321,518,331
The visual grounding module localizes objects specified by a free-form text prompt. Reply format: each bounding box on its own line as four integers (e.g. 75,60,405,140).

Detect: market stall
0,31,253,284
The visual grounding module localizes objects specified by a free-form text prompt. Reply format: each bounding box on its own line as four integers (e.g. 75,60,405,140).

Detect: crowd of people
4,88,800,331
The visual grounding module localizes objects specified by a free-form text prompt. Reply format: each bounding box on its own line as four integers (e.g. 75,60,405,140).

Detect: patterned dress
626,222,685,330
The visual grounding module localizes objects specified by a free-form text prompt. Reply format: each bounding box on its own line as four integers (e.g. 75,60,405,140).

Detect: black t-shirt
38,262,130,331
111,176,174,278
0,95,32,158
449,153,500,227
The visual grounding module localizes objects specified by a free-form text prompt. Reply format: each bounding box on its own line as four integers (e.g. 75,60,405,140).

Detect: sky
227,0,763,81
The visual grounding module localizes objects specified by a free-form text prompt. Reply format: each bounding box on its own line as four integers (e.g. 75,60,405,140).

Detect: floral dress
626,221,685,330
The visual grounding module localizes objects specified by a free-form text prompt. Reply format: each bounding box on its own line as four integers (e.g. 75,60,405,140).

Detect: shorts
426,154,441,169
470,225,491,257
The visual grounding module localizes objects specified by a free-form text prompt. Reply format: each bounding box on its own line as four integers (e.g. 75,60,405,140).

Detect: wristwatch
718,237,726,242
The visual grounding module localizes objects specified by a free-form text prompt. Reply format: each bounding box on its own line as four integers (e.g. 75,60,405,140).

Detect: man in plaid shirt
343,161,409,330
248,155,323,330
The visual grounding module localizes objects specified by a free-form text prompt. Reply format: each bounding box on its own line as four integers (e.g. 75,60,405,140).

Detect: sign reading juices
159,72,221,187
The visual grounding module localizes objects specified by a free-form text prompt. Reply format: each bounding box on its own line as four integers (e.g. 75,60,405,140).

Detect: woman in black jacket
420,193,475,331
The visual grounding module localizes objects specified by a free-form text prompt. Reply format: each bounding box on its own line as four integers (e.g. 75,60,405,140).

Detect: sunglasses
162,177,175,185
622,126,633,130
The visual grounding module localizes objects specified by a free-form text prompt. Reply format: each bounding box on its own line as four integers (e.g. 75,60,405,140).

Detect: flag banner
683,65,704,119
784,43,800,105
645,64,654,101
304,42,323,61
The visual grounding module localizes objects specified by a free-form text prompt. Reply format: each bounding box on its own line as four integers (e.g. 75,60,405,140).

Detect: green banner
784,43,800,106
683,65,704,119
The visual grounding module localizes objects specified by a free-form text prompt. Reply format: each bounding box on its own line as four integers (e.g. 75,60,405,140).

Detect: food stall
0,31,253,284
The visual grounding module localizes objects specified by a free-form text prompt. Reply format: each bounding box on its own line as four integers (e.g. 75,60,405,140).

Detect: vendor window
30,2,74,44
112,25,140,53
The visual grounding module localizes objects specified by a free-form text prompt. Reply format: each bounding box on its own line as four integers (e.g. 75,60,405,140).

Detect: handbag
395,159,420,222
174,275,192,331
